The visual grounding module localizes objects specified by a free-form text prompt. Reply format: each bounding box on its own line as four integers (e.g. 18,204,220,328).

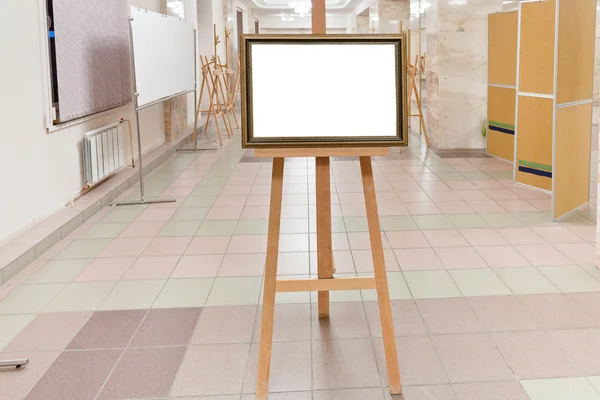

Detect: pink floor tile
459,229,508,246
341,203,367,217
554,243,597,265
531,226,586,244
353,249,400,272
496,200,538,213
99,238,152,258
527,199,552,211
446,181,478,190
245,195,270,206
472,180,506,190
142,237,192,256
483,189,522,200
512,187,550,199
386,231,430,249
423,230,469,247
475,246,531,268
206,206,244,220
171,255,224,278
227,235,268,254
348,232,390,250
219,253,266,276
436,201,475,215
496,227,546,245
122,256,179,279
454,190,491,201
213,195,248,207
515,244,573,266
161,185,194,197
566,225,597,242
394,248,444,271
405,202,442,215
240,206,270,219
135,208,177,222
75,257,136,281
171,177,203,187
396,191,431,202
434,247,488,269
426,191,462,202
185,236,231,255
119,222,166,238
418,181,451,191
466,200,506,213
377,202,409,216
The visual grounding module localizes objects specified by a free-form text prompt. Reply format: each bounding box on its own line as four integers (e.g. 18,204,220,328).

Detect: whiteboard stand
0,358,29,371
112,17,186,206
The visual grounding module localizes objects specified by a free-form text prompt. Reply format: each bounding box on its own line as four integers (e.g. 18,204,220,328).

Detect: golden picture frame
240,34,408,148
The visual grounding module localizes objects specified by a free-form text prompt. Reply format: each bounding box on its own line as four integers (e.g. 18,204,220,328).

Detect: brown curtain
53,0,132,122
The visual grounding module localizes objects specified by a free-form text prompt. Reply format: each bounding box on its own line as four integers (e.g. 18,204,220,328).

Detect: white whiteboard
250,43,398,141
130,6,195,108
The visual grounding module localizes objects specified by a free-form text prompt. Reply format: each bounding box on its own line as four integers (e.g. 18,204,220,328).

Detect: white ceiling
239,0,368,17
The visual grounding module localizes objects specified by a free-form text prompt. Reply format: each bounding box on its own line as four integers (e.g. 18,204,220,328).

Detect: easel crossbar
276,277,376,292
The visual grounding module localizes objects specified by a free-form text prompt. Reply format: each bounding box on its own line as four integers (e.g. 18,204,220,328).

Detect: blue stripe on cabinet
518,166,552,178
489,125,515,135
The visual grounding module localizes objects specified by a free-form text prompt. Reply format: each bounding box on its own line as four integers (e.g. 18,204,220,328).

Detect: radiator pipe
119,118,135,167
70,183,91,208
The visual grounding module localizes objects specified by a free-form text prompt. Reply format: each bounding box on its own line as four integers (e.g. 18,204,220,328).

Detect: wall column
426,0,503,149
377,0,410,33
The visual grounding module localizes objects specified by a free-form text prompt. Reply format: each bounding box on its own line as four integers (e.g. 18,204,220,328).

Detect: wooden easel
408,54,430,147
215,55,240,129
254,3,402,398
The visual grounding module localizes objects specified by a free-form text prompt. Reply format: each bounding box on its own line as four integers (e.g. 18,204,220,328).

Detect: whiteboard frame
240,35,408,148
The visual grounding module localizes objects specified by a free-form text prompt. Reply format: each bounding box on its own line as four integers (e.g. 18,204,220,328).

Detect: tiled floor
1,119,600,400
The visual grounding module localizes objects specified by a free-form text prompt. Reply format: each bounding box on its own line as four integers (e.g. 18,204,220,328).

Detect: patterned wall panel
53,0,132,122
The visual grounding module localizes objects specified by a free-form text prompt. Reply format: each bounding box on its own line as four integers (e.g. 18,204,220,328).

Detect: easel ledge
254,147,391,158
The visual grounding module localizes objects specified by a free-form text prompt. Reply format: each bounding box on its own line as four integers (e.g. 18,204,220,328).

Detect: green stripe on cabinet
489,121,515,130
518,160,552,172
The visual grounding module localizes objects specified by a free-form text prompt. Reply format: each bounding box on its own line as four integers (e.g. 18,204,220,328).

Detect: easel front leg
359,156,402,395
316,156,333,318
256,157,285,399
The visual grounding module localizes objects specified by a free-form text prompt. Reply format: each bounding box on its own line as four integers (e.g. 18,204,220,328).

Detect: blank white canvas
130,7,195,107
250,43,398,139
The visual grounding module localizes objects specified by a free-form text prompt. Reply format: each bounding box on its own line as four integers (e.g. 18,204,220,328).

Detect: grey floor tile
253,304,310,342
432,333,514,383
364,300,427,337
546,329,600,375
311,302,370,340
394,385,456,400
313,388,386,400
24,349,121,400
97,347,186,400
312,339,380,390
67,309,146,349
416,298,484,334
131,307,202,347
242,341,312,393
518,294,596,329
467,296,540,332
373,336,449,386
491,331,578,379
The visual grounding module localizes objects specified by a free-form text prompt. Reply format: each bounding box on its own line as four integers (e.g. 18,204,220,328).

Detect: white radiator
82,122,125,186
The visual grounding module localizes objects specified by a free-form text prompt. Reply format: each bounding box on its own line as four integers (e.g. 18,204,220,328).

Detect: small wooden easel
254,3,402,399
408,54,430,147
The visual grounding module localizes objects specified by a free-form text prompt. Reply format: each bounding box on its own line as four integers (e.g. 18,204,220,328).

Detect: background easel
408,54,429,147
254,2,403,398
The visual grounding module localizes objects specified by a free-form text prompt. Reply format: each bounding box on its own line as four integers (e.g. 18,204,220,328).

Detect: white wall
0,0,166,244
